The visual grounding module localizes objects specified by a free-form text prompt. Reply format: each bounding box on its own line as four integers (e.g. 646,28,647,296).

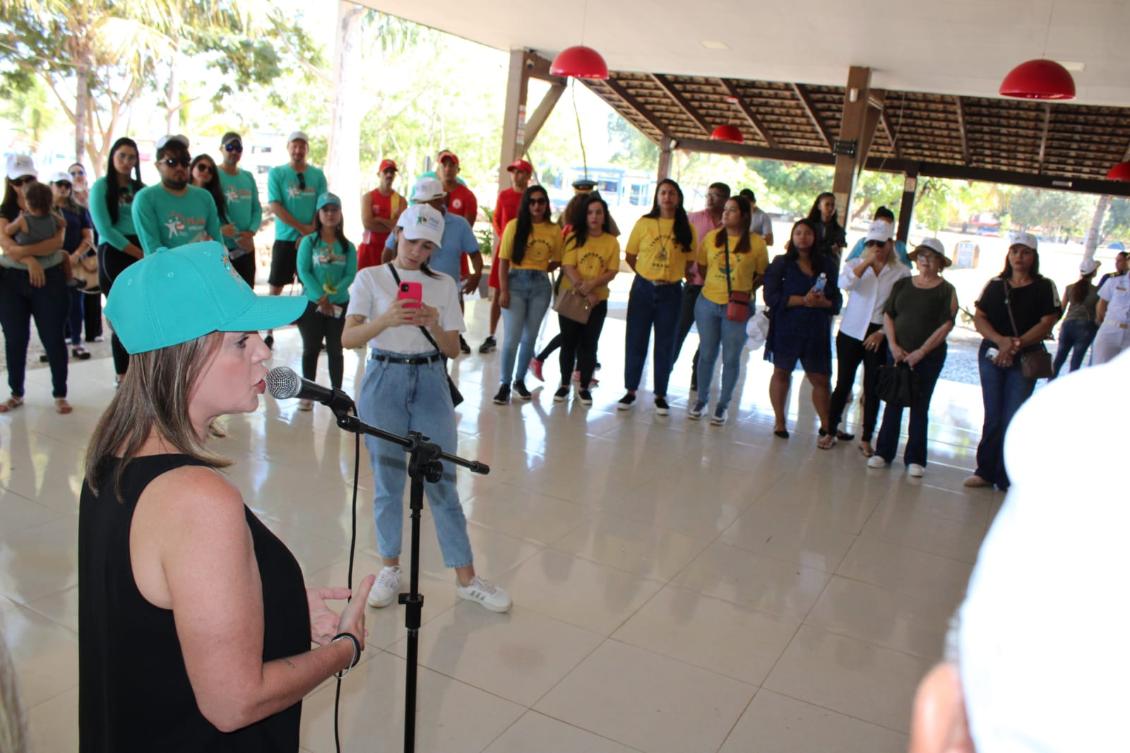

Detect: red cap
507,159,533,174
378,159,398,173
437,150,459,166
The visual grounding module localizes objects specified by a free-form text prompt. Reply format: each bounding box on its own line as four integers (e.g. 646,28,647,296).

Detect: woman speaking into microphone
80,241,374,752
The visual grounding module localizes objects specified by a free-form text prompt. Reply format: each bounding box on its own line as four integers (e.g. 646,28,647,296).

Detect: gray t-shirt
1062,281,1098,323
1,211,64,270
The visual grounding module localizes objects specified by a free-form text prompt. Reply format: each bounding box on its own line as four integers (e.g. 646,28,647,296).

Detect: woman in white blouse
827,221,910,456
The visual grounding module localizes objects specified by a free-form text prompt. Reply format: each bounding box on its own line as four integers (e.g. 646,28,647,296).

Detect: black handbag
387,266,464,406
876,362,917,407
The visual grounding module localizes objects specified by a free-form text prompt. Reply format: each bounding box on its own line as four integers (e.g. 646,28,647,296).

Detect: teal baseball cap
316,192,341,210
104,242,306,354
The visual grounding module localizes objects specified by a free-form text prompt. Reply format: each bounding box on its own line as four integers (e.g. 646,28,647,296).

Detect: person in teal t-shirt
294,192,357,409
216,131,262,287
131,135,222,256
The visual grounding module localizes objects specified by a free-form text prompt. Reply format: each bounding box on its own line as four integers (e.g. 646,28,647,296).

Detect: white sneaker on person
688,401,706,420
907,463,926,478
367,566,402,608
456,576,512,613
867,455,888,469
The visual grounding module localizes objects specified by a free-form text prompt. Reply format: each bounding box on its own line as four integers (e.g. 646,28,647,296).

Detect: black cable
334,414,362,753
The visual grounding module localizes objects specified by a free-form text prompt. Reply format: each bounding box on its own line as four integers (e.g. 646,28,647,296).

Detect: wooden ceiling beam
718,79,777,148
791,83,832,150
597,78,668,144
649,73,712,135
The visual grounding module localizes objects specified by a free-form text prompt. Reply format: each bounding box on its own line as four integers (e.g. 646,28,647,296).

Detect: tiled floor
0,292,1004,752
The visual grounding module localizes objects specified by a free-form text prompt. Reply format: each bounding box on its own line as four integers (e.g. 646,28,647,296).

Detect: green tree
607,112,658,168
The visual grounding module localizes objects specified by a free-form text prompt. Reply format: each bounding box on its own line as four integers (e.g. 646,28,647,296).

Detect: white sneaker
867,455,888,469
907,463,926,478
456,576,512,613
367,566,402,608
688,401,706,420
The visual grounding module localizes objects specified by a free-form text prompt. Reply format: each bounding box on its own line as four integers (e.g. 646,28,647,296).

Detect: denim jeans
358,350,473,568
694,296,749,409
624,275,682,396
974,340,1036,490
500,269,551,385
874,345,946,467
829,324,888,441
1052,319,1097,376
0,265,69,398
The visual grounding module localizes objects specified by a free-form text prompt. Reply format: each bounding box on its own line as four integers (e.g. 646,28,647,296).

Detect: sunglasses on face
54,181,72,189
224,141,243,153
69,170,85,179
193,163,213,173
163,157,191,168
9,176,33,187
529,197,548,206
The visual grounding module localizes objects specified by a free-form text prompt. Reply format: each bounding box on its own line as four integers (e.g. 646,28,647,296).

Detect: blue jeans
500,269,551,385
624,275,682,396
0,266,69,398
694,296,749,408
358,350,473,568
874,345,946,467
1052,319,1097,377
974,340,1036,490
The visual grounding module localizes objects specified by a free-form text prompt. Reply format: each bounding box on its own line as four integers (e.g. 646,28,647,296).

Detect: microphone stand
332,406,489,753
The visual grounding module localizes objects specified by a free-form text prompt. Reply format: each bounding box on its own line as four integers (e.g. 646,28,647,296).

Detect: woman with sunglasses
51,172,97,360
68,162,90,208
89,137,145,382
0,156,70,413
295,193,356,410
493,185,562,404
216,131,262,287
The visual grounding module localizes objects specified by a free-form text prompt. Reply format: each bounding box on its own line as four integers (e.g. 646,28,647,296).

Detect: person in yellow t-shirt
494,185,562,403
555,194,620,405
690,196,768,425
619,179,696,415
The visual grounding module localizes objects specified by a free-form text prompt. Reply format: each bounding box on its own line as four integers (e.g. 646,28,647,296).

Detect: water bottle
813,272,827,295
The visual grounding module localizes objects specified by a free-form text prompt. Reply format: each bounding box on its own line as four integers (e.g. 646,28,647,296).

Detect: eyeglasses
224,141,243,153
69,169,85,178
193,163,213,173
296,172,306,191
9,176,33,187
162,157,191,168
528,197,548,206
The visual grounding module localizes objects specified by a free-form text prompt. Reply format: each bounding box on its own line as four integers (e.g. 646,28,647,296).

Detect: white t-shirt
1097,273,1130,327
347,264,465,353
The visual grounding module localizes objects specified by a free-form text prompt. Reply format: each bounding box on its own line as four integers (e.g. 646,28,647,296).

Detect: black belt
371,352,442,365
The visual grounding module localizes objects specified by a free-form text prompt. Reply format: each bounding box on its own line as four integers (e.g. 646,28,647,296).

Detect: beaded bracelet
331,632,361,678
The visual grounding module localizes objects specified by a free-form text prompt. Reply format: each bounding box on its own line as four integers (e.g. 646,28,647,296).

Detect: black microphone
266,366,355,414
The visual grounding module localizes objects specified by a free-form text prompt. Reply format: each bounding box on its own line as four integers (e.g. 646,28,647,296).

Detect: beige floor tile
497,549,664,635
535,640,755,753
299,650,523,753
719,499,859,572
764,625,933,733
24,585,78,633
718,689,908,753
805,576,950,660
862,498,988,564
836,535,974,610
613,586,799,686
483,711,641,753
0,598,78,709
0,515,79,603
673,542,830,620
27,686,79,753
0,486,64,534
387,604,603,705
462,482,591,545
550,510,712,580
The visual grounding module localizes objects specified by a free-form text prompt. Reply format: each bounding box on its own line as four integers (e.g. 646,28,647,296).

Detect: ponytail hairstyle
643,178,694,250
511,185,550,266
715,195,752,254
105,137,144,225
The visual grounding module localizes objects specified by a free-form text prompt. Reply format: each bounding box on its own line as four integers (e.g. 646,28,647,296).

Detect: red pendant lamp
711,124,744,144
550,46,608,80
1107,162,1130,181
999,59,1076,100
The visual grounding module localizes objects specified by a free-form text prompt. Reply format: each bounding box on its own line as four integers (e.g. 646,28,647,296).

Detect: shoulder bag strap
387,264,444,353
722,234,733,298
1002,279,1021,338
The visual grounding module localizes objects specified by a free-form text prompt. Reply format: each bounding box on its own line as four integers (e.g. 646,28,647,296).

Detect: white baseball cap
287,130,309,144
1079,257,1100,275
50,171,72,184
1009,231,1038,250
6,154,37,181
155,134,190,152
397,204,445,246
411,177,446,203
864,220,893,243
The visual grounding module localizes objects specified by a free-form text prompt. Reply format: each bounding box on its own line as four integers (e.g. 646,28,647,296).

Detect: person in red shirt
357,159,405,270
438,150,481,353
480,158,531,353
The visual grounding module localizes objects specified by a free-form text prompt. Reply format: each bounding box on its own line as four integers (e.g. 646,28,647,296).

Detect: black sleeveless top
78,454,310,752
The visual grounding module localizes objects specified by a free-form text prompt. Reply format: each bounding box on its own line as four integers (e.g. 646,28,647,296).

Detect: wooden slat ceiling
584,71,1130,183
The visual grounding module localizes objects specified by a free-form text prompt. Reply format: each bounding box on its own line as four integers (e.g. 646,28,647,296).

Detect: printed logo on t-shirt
523,237,552,266
163,212,207,242
451,198,463,211
642,231,675,276
287,181,315,200
225,185,251,204
577,249,608,277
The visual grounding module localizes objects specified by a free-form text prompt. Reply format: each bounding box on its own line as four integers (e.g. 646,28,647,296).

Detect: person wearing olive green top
295,193,357,410
494,185,562,404
556,193,620,405
619,179,696,416
690,196,769,425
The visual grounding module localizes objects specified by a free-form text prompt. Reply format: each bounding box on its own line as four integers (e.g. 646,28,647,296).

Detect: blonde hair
0,629,29,753
84,333,229,500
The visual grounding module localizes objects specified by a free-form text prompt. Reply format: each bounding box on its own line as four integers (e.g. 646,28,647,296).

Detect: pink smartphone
397,281,423,309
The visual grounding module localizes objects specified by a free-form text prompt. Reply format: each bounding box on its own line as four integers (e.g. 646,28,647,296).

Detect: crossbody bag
387,265,464,406
1003,279,1053,380
722,236,750,322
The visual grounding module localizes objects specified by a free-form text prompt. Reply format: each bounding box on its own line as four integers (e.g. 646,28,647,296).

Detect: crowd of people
4,132,1130,751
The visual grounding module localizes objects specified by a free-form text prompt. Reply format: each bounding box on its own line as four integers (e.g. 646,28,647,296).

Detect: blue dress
763,253,842,374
